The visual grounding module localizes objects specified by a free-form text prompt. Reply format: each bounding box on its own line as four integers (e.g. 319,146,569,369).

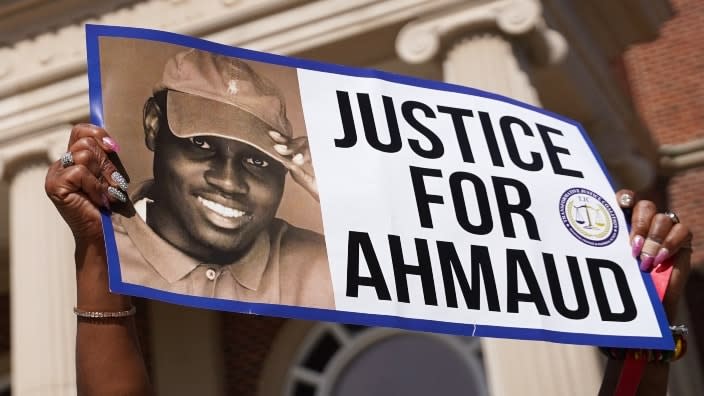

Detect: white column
396,1,602,395
3,132,77,395
443,32,540,105
9,162,77,395
445,35,604,396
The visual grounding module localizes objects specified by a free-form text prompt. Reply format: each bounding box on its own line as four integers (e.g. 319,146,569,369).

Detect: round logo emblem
559,188,618,247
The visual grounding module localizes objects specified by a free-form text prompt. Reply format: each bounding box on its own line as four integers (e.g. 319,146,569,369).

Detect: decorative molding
0,73,86,131
395,0,567,66
394,0,668,190
0,0,463,98
0,0,307,97
0,0,462,145
0,0,672,192
658,137,704,174
442,32,541,104
0,125,71,181
207,0,462,56
0,1,139,45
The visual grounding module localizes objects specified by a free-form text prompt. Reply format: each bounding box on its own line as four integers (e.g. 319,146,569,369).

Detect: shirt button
205,268,217,281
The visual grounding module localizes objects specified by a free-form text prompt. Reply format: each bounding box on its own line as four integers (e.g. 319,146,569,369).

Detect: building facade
0,0,701,395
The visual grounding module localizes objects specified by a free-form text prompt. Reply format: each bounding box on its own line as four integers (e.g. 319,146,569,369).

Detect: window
283,323,487,396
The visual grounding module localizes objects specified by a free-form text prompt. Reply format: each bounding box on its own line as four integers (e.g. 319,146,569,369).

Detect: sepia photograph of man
99,39,334,309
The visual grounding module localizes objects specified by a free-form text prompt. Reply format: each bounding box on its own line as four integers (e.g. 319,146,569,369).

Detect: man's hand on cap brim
269,131,319,202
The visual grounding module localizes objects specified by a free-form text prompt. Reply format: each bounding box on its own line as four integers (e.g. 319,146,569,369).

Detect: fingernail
632,235,644,257
619,194,633,208
107,186,127,203
102,193,112,211
273,144,288,154
102,136,120,152
653,248,670,267
268,130,282,139
639,254,654,272
111,171,129,192
292,153,304,165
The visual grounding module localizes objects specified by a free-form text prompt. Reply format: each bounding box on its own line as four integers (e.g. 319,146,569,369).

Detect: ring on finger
60,151,74,168
665,210,680,225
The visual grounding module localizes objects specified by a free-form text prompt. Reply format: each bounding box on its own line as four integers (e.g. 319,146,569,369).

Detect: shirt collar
120,180,271,290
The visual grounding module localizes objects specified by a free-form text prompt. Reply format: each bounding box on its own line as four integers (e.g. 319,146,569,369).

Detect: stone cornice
0,0,308,97
393,0,671,190
395,0,567,66
208,0,461,55
0,0,463,98
0,125,70,181
0,0,461,148
0,0,139,45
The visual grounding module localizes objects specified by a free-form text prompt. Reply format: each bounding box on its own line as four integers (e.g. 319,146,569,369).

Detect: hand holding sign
616,189,692,321
45,124,133,242
601,190,692,396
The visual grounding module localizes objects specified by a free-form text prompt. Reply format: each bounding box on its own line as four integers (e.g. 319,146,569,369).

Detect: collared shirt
113,181,335,309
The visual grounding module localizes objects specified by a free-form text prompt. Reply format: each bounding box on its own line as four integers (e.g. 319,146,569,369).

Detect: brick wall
622,0,704,371
622,0,704,267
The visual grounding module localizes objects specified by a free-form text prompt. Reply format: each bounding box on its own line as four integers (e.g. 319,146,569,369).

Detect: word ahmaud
346,231,636,322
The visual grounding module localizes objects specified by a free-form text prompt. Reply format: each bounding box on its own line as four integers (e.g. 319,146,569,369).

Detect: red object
613,259,674,395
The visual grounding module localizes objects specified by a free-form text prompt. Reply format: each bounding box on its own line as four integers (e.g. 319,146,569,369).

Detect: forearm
75,240,152,396
600,359,670,396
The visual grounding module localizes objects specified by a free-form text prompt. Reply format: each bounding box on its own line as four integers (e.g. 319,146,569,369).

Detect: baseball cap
156,49,293,164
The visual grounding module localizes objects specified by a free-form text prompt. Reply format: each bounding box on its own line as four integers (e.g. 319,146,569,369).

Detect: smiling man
113,49,334,309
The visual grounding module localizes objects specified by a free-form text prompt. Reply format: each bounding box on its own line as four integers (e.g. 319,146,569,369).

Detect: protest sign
87,24,672,349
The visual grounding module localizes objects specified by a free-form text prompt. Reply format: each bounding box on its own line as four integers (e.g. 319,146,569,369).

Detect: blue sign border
87,24,673,350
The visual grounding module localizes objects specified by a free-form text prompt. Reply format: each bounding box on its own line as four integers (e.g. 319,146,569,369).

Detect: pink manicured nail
102,136,121,152
639,254,654,272
631,235,644,257
653,248,670,267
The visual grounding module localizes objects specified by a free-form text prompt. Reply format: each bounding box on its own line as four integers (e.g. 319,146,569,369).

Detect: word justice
333,90,584,179
345,231,637,322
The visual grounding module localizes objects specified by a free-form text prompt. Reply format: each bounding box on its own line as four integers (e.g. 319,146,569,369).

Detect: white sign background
300,70,660,340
